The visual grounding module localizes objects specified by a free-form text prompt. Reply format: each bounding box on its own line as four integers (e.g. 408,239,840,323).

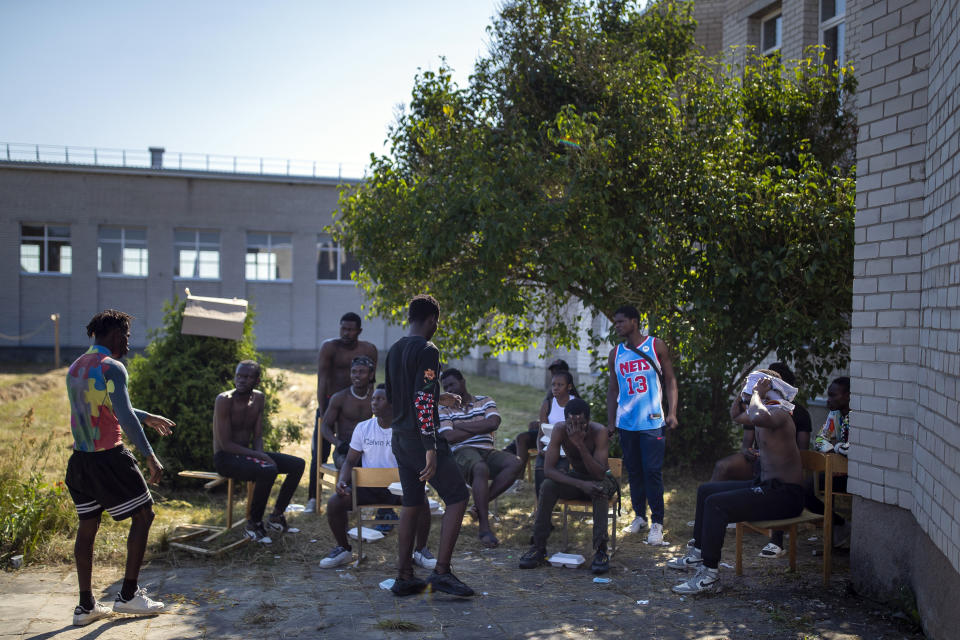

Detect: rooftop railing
0,142,366,180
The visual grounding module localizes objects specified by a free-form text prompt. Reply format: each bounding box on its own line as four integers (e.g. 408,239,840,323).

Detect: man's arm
251,393,265,452
104,360,157,458
654,338,679,430
746,378,792,431
739,426,758,460
317,341,335,414
213,395,270,461
575,424,609,481
729,394,753,425
335,448,364,496
544,426,602,493
606,348,618,431
320,394,345,447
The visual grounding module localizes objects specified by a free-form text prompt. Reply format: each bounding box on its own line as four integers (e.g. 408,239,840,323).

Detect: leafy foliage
128,297,300,480
0,409,74,566
334,0,856,465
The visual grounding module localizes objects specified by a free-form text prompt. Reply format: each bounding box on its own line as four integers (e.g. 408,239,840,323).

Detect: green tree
127,297,300,480
333,0,856,465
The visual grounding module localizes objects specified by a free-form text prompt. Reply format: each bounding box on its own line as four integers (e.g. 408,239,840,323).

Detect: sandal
478,530,499,548
759,542,786,558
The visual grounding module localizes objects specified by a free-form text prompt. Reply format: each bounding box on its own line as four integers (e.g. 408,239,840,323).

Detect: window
316,233,359,281
760,12,782,56
20,224,71,274
175,230,220,279
246,232,292,281
820,0,846,67
98,227,148,276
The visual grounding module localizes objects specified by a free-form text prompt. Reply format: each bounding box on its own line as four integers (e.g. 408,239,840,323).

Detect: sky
0,1,503,178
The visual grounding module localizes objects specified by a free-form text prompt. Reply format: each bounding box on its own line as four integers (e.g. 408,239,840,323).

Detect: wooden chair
558,458,623,557
735,450,845,585
525,449,539,482
170,471,254,555
315,461,340,514
351,467,401,564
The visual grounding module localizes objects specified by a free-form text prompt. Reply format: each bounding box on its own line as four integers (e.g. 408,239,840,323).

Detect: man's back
385,335,439,442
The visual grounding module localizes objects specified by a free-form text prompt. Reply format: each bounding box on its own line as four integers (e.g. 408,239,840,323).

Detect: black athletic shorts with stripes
65,445,153,521
391,433,469,507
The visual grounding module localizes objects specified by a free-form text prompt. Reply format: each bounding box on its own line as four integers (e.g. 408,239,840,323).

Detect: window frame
97,226,149,278
245,231,293,282
759,10,782,57
316,233,358,284
819,0,846,67
174,229,221,280
19,223,72,275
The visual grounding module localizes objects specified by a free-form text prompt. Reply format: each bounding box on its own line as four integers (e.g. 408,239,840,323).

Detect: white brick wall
850,0,960,574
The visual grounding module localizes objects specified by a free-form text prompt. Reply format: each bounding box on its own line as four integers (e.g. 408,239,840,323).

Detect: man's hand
419,449,437,482
336,480,352,497
754,376,773,399
664,415,679,430
439,392,462,408
582,480,605,497
143,414,175,436
742,447,759,462
146,454,163,485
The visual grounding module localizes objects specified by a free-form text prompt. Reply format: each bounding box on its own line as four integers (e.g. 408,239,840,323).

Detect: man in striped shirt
439,369,522,547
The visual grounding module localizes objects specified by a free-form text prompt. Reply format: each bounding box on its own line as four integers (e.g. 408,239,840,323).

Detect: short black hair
564,397,591,420
440,368,463,381
237,359,261,376
409,294,440,323
768,362,796,386
375,383,386,391
831,376,850,393
613,305,640,321
86,309,133,340
340,312,362,327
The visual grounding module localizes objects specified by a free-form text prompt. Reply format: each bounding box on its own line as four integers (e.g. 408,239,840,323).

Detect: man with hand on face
667,370,804,595
213,360,305,544
321,356,376,469
65,310,175,625
307,312,378,513
519,398,617,575
385,294,474,597
319,384,436,569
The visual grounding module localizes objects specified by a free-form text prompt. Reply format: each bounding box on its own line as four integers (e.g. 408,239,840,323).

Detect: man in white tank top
606,305,679,545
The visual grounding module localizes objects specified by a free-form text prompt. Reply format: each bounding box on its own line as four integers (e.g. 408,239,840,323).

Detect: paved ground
1,519,922,640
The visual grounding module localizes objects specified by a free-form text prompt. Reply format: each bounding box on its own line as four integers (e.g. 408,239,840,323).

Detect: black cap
547,358,569,371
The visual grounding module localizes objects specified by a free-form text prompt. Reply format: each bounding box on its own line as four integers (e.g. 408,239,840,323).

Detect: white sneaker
626,517,647,534
666,547,703,570
113,588,165,615
413,548,437,570
646,523,664,545
759,542,786,558
73,601,112,626
672,565,719,595
304,498,317,513
319,545,352,568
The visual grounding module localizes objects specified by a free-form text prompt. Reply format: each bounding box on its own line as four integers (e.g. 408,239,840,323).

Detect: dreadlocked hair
86,309,133,339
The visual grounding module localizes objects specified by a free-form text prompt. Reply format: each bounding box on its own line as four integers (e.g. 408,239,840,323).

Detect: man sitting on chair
213,360,305,544
320,384,436,569
666,370,804,594
518,398,616,575
438,369,522,548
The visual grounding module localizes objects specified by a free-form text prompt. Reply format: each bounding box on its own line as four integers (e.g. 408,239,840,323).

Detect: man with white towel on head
666,369,805,595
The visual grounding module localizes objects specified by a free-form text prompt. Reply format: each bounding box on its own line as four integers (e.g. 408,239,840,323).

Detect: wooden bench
734,450,847,585
169,471,254,555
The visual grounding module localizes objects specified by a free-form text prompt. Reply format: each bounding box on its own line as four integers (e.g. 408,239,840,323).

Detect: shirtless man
320,356,375,469
667,370,804,594
307,312,378,512
519,398,616,575
213,360,305,543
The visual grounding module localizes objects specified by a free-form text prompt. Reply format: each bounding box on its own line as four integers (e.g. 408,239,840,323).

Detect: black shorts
354,487,402,506
65,446,152,521
391,433,469,507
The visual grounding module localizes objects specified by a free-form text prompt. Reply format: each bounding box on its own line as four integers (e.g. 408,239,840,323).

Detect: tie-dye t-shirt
66,345,152,455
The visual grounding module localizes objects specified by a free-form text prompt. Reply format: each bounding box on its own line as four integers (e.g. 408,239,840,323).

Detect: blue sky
0,1,502,178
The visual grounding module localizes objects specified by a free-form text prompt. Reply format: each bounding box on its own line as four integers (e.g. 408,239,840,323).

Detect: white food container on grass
548,552,585,568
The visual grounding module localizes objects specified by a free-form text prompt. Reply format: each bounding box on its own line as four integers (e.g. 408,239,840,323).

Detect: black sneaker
391,576,427,596
243,522,273,544
518,545,547,569
591,548,610,574
267,513,289,533
427,571,474,597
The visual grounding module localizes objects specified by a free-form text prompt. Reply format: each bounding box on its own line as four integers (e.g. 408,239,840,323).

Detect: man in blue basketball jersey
606,305,678,545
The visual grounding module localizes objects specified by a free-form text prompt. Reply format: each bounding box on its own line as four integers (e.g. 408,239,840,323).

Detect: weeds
0,409,74,566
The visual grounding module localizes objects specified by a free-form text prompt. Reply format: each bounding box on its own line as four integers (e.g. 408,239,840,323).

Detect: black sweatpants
214,451,305,523
533,472,610,551
692,478,804,568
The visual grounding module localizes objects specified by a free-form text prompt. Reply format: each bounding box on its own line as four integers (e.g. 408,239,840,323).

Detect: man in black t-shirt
384,294,473,597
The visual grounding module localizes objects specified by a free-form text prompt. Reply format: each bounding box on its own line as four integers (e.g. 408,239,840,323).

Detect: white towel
742,370,798,413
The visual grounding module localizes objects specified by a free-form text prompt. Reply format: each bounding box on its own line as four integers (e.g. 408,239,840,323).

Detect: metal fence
0,142,366,180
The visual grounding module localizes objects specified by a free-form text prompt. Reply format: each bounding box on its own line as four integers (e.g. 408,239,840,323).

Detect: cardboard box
180,294,248,341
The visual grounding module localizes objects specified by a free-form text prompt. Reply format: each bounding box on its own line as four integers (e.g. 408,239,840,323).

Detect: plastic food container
548,552,585,568
388,482,404,496
347,527,385,542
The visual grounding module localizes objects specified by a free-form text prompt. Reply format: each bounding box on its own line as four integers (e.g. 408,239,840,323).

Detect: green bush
0,409,74,566
127,296,300,482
